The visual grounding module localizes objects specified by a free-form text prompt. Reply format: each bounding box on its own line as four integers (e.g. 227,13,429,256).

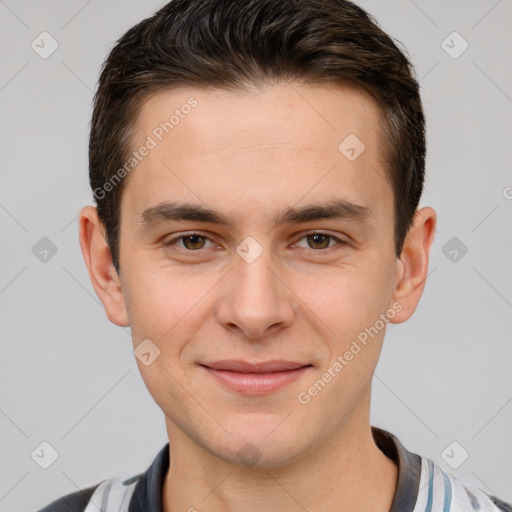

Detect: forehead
122,81,392,229
134,81,382,153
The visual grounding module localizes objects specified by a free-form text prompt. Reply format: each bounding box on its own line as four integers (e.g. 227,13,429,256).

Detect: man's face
116,82,402,466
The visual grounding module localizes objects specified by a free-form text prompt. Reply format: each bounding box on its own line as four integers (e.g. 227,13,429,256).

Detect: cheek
292,257,393,335
123,265,223,374
124,265,203,331
135,354,199,430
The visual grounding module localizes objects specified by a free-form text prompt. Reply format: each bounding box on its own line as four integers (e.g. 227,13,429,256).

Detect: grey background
0,1,511,510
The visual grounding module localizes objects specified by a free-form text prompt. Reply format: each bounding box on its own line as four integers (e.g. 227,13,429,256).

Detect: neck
162,417,398,512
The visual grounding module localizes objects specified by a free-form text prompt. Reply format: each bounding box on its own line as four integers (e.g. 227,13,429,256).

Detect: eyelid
162,231,216,249
291,230,348,251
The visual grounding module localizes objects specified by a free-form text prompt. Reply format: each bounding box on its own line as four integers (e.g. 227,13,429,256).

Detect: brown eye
306,233,332,249
293,232,347,253
181,234,207,250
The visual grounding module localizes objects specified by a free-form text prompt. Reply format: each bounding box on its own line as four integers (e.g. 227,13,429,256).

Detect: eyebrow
137,198,373,229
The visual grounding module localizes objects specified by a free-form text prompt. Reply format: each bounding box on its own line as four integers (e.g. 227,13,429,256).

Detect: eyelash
162,231,347,255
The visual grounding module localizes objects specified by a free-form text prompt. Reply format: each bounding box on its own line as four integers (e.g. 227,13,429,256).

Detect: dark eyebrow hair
139,202,231,227
137,198,373,229
275,198,372,225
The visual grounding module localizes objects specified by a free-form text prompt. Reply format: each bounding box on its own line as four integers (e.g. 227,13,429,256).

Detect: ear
389,206,437,323
78,205,129,327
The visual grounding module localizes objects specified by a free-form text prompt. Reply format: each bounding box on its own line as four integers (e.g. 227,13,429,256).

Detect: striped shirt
37,427,511,512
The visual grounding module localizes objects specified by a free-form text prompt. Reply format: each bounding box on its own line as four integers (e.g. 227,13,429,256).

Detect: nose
214,243,296,341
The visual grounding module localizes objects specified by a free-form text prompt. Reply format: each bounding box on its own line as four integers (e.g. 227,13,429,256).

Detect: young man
38,0,511,511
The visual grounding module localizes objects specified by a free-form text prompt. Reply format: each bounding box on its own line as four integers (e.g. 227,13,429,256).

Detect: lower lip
202,366,311,395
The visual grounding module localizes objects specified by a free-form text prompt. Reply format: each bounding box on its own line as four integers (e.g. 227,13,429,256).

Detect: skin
79,81,436,512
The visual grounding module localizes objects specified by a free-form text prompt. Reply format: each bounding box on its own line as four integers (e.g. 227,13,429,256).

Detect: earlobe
78,205,130,327
389,207,437,324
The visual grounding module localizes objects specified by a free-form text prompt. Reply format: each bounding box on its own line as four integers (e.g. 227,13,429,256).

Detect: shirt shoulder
35,443,169,512
414,456,512,512
372,427,511,512
449,471,512,512
36,482,102,512
37,474,142,512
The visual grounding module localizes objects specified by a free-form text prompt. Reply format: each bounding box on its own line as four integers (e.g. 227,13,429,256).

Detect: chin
217,440,304,470
208,416,313,470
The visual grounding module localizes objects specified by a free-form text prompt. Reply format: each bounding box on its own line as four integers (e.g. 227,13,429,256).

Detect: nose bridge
216,236,294,338
236,247,277,302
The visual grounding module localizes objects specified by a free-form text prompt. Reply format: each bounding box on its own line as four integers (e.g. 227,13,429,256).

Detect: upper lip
202,360,311,373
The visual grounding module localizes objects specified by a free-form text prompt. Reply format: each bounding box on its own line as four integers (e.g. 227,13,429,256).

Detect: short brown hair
89,0,425,273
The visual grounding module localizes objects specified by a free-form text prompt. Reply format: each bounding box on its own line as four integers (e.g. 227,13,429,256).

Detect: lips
200,360,312,395
202,359,310,373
